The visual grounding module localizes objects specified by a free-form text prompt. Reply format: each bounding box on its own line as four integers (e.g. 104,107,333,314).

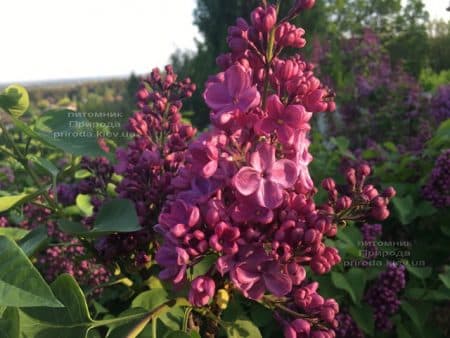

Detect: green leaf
19,274,94,338
58,199,141,237
401,301,424,336
132,289,170,312
438,269,450,289
0,307,20,338
405,265,432,280
331,272,357,303
0,227,29,241
93,199,140,234
189,254,217,280
396,321,413,338
18,226,48,256
131,290,187,332
75,169,92,179
34,109,107,157
165,331,191,338
190,331,201,338
0,193,31,213
226,319,262,338
0,84,29,117
346,268,366,305
249,302,272,327
383,142,398,152
76,194,94,217
349,304,374,335
0,236,62,308
17,274,150,338
26,155,59,178
105,308,149,338
392,195,415,224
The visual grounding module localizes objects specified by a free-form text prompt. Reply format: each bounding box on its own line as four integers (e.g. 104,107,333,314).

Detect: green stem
182,307,193,332
123,298,180,338
261,6,278,110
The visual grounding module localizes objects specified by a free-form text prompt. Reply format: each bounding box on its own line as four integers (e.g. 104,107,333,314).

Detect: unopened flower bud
321,178,336,191
215,288,230,310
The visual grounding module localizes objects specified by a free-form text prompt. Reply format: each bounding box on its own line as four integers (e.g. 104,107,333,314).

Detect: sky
0,0,448,84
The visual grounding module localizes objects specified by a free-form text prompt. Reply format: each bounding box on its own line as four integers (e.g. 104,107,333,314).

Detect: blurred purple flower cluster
422,149,450,208
335,310,365,338
364,262,406,331
431,84,450,124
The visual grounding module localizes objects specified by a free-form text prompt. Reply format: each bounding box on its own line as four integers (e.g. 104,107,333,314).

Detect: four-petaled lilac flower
155,244,189,284
230,246,292,299
189,138,219,178
258,94,312,144
157,199,200,238
189,276,216,307
233,143,297,209
209,221,240,254
204,63,260,124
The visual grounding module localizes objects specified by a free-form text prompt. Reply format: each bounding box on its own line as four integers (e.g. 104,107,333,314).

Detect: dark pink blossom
230,247,292,299
233,143,297,208
204,64,260,124
257,94,311,144
209,221,240,254
189,276,216,307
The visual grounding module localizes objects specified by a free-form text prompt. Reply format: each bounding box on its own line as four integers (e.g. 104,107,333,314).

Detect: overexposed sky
0,0,448,84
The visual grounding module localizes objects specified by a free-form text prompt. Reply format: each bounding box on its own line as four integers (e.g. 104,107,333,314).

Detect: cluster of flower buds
93,66,197,266
364,262,406,331
336,310,365,338
151,1,397,336
320,164,396,224
431,84,450,124
422,149,450,208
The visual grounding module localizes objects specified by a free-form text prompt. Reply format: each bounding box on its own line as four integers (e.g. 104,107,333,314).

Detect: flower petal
264,271,293,296
271,159,298,188
238,87,261,112
284,104,312,129
204,83,232,111
225,64,250,98
266,94,284,118
257,179,283,209
233,167,261,196
245,280,266,300
250,143,275,172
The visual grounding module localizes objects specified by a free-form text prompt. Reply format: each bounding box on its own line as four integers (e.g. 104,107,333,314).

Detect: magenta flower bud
383,186,396,199
137,87,149,101
309,293,325,309
357,163,371,178
311,330,333,338
363,184,379,200
371,206,390,221
294,0,316,11
336,196,352,211
321,178,335,191
321,299,339,323
291,318,311,335
188,276,216,307
305,228,320,243
294,287,311,308
345,168,356,186
286,262,306,285
251,5,277,33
